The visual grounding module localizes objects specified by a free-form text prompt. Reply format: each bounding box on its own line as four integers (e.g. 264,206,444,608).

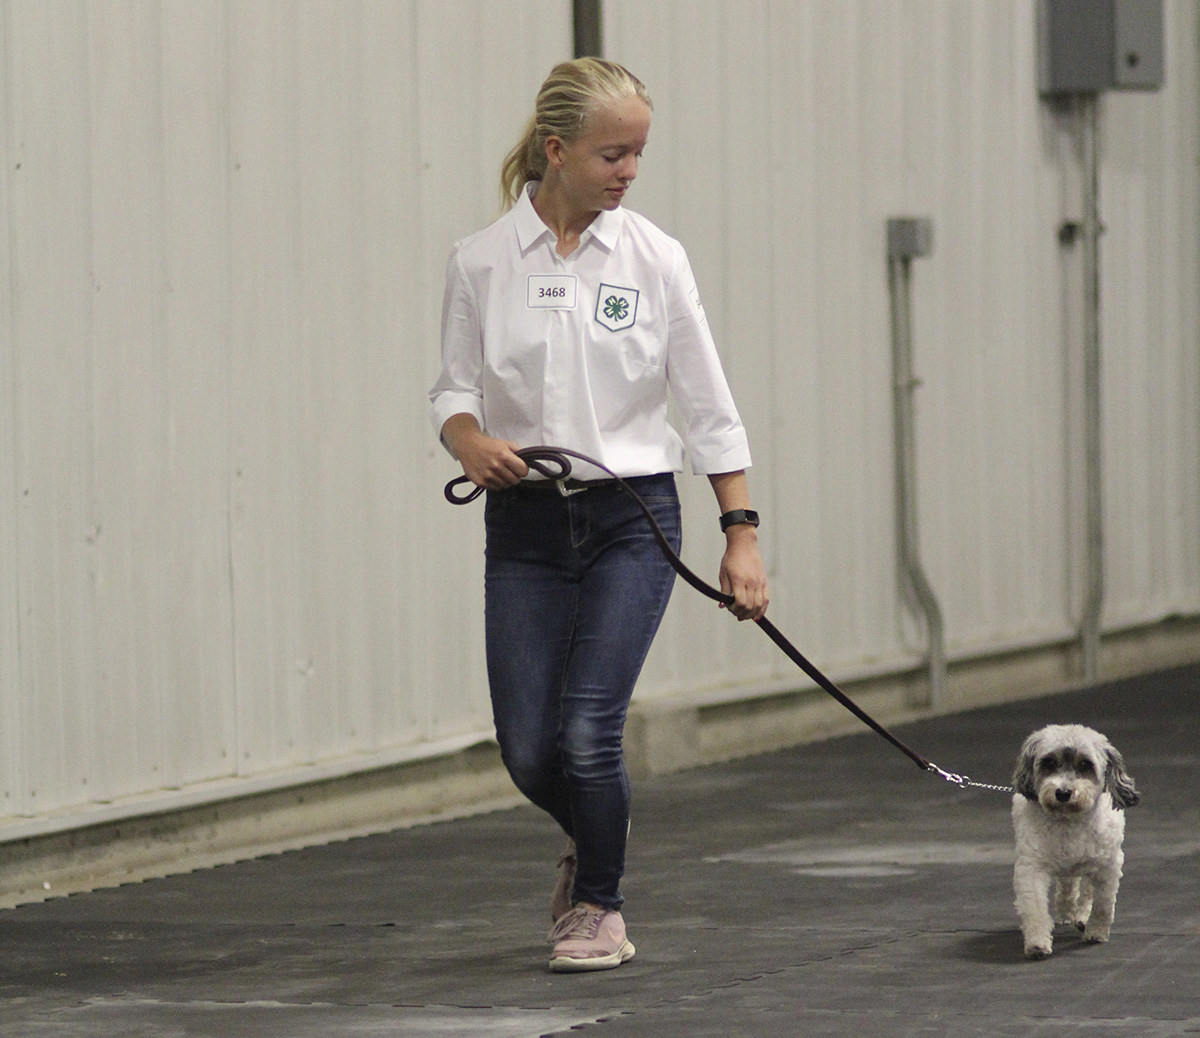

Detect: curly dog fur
1011,724,1140,960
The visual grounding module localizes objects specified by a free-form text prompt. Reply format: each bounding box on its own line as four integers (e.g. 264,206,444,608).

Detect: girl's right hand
441,416,528,490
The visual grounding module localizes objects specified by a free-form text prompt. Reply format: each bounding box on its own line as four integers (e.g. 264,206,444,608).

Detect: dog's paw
1024,942,1053,960
1082,929,1109,944
1074,920,1087,932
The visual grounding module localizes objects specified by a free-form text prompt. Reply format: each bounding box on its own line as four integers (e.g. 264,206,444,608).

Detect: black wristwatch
719,509,760,533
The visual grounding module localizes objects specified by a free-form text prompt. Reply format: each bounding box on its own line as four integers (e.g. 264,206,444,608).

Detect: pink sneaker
547,904,635,972
550,839,577,922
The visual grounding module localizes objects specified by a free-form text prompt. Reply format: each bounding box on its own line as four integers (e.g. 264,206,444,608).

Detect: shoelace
547,905,604,944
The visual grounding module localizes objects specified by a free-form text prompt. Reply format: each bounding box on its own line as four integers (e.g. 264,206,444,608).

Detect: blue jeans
484,474,681,911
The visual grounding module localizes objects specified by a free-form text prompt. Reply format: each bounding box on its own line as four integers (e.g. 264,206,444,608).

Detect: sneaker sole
548,939,635,973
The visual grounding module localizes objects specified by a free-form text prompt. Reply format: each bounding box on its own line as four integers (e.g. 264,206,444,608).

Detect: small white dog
1011,724,1140,960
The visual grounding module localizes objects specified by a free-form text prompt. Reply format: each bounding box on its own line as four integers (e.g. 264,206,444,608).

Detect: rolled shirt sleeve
429,245,485,453
664,246,752,474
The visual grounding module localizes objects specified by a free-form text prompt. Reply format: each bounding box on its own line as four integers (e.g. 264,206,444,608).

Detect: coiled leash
445,446,1012,795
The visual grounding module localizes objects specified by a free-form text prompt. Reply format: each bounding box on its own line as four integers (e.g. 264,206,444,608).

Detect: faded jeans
483,474,681,911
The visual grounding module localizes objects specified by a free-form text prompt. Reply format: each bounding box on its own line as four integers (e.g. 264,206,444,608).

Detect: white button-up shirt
429,184,751,480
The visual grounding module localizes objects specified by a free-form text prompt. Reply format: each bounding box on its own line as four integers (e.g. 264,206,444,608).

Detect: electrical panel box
1038,0,1163,94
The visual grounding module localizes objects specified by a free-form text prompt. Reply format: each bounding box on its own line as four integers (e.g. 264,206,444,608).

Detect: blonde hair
499,58,652,209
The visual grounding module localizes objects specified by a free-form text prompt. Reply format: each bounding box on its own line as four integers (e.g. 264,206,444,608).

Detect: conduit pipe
886,218,946,708
1038,0,1165,683
1077,94,1104,684
572,0,603,58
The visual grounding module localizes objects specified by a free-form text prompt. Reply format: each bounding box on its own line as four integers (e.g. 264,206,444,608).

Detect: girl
430,58,768,972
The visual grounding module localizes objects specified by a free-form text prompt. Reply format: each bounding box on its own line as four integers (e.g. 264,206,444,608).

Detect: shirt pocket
586,285,666,383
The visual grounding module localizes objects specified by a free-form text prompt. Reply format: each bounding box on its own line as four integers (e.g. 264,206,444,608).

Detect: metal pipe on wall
1038,0,1165,683
886,218,946,708
573,0,603,58
1078,93,1104,684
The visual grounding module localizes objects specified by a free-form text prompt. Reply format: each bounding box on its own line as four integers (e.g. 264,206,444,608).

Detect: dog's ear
1104,746,1140,809
1012,740,1040,801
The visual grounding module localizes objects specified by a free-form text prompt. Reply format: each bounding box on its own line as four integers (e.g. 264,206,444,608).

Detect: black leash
445,446,1011,794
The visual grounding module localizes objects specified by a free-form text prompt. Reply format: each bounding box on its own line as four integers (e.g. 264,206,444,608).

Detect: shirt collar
514,183,554,252
585,205,625,251
513,182,626,254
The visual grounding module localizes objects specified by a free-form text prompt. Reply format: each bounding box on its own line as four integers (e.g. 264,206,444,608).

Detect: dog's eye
1078,760,1095,774
1036,756,1056,772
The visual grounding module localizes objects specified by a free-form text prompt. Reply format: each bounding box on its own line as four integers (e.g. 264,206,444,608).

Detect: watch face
721,509,759,531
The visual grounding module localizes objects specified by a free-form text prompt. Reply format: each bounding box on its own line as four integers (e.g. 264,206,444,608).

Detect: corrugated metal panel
0,0,570,823
1,0,1197,833
222,0,571,770
158,1,239,788
0,0,19,820
6,0,100,817
1101,39,1200,626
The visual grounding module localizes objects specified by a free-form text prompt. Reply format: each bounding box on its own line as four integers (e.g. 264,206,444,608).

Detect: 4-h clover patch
594,283,639,332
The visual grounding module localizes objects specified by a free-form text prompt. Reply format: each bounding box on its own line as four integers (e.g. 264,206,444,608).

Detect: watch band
719,508,760,532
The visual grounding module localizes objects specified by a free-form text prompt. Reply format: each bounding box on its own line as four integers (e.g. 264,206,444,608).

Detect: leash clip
556,479,586,497
929,763,970,788
927,761,1014,794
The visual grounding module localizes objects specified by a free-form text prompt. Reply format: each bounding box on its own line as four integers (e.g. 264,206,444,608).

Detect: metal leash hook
927,762,1013,794
444,445,1015,795
928,764,971,788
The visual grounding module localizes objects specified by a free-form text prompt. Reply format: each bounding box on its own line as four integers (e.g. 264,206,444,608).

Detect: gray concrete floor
2,663,1198,1037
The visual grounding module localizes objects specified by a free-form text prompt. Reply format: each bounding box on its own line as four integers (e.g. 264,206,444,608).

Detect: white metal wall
2,0,1197,836
0,0,570,829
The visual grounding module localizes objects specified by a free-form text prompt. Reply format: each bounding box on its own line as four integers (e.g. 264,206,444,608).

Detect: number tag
527,274,578,310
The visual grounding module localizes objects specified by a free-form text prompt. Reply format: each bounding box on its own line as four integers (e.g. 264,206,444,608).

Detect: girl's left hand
719,529,769,621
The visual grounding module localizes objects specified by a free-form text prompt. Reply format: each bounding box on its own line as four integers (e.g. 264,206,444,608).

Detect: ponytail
499,115,547,210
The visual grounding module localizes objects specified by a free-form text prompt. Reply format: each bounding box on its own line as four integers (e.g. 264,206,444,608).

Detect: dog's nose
1055,788,1072,803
